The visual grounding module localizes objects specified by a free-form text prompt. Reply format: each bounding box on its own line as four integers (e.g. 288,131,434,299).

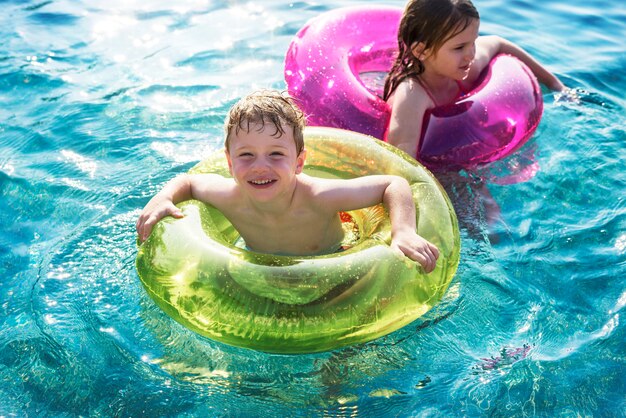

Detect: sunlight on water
60,149,98,178
0,0,625,416
616,234,626,253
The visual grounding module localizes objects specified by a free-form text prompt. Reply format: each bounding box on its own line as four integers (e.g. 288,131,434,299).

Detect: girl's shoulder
476,35,504,54
467,35,504,85
475,36,507,63
388,76,435,111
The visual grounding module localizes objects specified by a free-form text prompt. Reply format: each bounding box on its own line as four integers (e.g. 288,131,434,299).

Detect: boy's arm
136,173,230,242
475,35,564,91
383,177,440,273
317,175,439,272
136,174,193,242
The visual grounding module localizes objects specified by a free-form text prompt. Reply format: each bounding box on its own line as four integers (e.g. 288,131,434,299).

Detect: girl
383,0,565,157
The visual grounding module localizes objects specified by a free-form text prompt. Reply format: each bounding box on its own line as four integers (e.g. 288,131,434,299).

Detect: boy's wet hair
383,0,479,101
225,90,306,154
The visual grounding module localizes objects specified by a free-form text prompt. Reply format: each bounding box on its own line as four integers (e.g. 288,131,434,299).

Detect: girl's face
419,18,480,80
226,122,305,203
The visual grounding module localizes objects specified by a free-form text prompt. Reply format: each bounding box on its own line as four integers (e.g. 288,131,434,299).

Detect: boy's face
226,122,306,203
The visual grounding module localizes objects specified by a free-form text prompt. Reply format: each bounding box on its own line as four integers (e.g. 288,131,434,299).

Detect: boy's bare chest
229,208,342,255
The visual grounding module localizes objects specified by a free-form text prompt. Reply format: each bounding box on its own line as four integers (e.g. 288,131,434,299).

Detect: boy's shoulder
296,173,369,201
188,173,239,204
295,173,321,193
296,173,340,189
189,172,236,187
294,173,341,205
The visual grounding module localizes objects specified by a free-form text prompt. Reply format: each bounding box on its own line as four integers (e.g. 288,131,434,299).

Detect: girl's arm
474,35,564,91
386,78,432,158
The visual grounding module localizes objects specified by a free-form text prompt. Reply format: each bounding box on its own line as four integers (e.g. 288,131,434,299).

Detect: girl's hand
554,87,582,104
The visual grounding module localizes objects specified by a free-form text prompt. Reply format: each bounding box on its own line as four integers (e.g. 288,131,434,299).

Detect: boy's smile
249,179,276,186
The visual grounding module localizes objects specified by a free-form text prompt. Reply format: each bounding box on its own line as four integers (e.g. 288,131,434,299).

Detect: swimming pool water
1,0,625,416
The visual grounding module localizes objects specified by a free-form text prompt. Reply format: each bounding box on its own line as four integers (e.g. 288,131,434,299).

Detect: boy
136,90,439,272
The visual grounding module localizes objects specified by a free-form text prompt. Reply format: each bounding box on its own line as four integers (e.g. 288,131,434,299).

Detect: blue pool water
1,0,625,416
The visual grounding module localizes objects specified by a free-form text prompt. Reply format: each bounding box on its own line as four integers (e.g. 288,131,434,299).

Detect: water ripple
0,0,625,416
28,12,80,26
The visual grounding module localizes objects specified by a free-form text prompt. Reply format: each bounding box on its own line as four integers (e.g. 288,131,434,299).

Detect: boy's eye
270,151,285,156
238,152,253,157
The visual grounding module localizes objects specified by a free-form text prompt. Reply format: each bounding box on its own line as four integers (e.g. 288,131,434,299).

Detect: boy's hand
391,230,440,273
136,199,184,243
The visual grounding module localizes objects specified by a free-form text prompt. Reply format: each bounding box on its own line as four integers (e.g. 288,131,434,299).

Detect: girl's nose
465,43,476,61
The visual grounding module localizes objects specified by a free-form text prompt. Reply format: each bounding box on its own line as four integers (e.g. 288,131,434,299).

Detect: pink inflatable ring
284,6,544,169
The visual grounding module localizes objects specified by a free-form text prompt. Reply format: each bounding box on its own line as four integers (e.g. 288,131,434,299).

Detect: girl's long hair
383,0,479,101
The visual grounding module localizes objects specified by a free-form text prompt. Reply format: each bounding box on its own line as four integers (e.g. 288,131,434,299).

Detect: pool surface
1,0,625,416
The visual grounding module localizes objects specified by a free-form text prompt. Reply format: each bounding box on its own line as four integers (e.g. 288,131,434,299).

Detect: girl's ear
295,149,306,174
410,42,427,60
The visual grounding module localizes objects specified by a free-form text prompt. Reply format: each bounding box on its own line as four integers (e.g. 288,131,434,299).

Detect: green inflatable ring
136,127,460,354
